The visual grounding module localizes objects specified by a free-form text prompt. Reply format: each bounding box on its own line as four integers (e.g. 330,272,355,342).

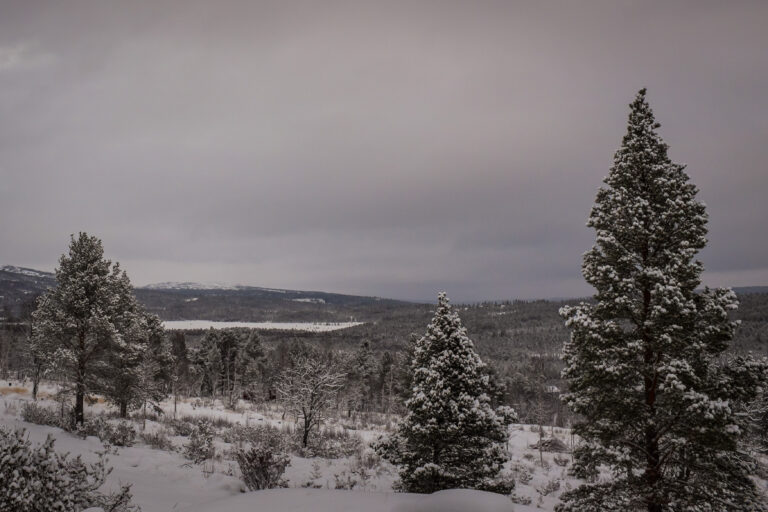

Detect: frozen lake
162,320,363,332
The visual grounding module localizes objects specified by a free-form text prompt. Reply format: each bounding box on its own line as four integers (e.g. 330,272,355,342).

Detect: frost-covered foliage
77,417,137,447
30,233,168,425
21,402,67,430
233,426,290,490
140,429,175,451
558,89,768,511
276,350,345,448
184,419,215,463
193,328,263,407
377,292,517,494
0,427,136,512
101,312,173,419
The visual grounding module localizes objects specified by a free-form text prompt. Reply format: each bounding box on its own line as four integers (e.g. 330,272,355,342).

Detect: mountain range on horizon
2,264,768,322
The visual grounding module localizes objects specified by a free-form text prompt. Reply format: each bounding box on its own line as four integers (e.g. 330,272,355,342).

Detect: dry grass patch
0,387,28,396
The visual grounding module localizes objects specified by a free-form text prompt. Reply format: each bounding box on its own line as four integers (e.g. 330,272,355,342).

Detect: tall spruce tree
558,89,768,511
377,292,516,494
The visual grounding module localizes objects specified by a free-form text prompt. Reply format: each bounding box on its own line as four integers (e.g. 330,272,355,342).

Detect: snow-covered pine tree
99,268,170,418
558,89,768,511
31,233,135,425
377,292,517,494
101,309,171,419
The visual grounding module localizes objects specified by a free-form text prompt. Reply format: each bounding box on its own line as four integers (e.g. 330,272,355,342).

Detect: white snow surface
0,383,556,512
162,320,363,331
179,488,518,512
8,382,762,511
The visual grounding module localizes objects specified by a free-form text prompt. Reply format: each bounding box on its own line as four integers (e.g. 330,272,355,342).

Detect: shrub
141,429,175,451
230,425,290,490
234,445,290,490
333,470,359,490
0,427,137,512
77,417,136,447
21,402,65,429
179,414,233,430
536,478,561,496
185,419,215,463
510,462,534,485
510,493,533,505
170,418,196,437
296,429,362,458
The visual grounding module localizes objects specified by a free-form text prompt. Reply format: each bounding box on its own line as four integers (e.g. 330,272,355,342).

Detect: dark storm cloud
1,1,766,302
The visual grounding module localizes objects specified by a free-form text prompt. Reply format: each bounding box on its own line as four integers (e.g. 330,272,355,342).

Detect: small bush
77,417,136,447
536,478,561,496
477,472,515,495
511,462,534,485
185,420,215,463
296,429,362,458
230,425,291,490
141,429,175,451
553,454,570,467
21,402,64,429
179,414,233,430
170,418,196,437
0,427,137,512
223,424,291,450
234,445,290,490
333,470,359,490
510,493,533,505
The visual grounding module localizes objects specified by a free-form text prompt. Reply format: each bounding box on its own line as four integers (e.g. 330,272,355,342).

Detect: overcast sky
1,1,766,302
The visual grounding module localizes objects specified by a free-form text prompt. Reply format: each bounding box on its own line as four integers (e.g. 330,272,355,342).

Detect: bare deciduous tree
276,354,345,447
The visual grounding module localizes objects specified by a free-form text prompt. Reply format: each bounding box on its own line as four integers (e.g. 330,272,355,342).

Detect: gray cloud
1,1,767,302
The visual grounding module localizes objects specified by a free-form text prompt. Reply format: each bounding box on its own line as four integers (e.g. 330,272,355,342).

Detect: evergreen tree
377,292,516,494
30,233,142,425
558,89,768,511
194,328,263,405
99,273,169,418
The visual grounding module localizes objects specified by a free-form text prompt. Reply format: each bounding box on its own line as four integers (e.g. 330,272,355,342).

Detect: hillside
0,265,409,321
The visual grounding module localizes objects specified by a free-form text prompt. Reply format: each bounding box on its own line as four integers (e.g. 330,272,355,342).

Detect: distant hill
0,265,411,321
134,282,411,323
2,265,767,331
0,266,56,316
733,286,768,296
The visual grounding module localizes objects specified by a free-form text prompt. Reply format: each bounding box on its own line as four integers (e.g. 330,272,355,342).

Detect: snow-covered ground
162,320,363,331
4,381,764,511
0,381,572,511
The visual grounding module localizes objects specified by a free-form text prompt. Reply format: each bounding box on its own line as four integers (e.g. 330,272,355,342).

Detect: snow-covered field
162,320,363,332
0,382,574,511
3,382,764,511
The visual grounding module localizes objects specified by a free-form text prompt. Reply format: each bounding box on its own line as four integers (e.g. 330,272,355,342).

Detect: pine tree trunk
75,387,84,425
75,333,86,425
120,401,128,418
642,272,661,511
302,420,310,447
32,363,40,401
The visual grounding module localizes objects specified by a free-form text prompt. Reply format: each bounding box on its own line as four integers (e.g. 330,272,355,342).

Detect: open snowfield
162,321,364,332
3,381,765,511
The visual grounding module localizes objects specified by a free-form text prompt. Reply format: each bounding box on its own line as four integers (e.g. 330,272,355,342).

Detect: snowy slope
0,384,550,511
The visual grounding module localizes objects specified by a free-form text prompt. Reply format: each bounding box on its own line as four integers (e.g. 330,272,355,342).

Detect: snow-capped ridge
141,281,244,291
0,265,54,279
